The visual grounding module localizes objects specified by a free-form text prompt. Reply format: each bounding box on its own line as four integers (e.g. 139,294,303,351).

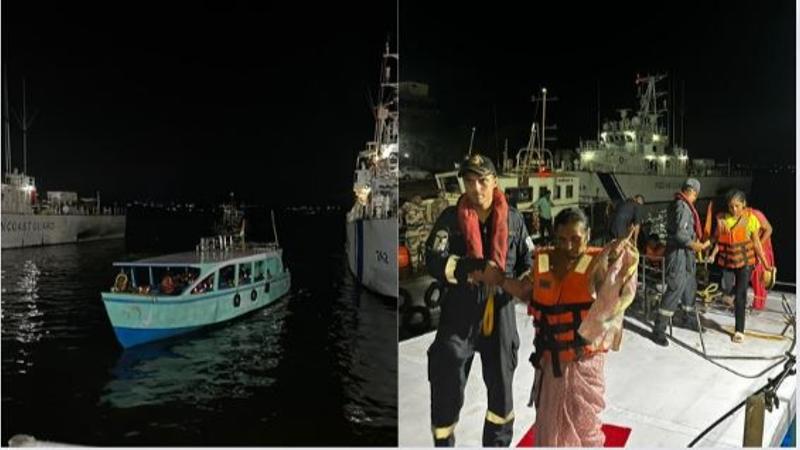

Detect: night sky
3,1,397,205
401,1,795,169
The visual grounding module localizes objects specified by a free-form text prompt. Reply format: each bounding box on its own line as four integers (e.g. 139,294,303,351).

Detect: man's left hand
483,262,505,286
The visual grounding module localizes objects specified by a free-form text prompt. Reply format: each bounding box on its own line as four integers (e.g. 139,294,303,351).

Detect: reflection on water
101,301,289,409
2,229,397,446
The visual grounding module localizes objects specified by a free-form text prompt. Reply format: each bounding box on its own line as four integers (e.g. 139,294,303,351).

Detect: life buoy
233,293,241,307
250,289,258,301
113,273,129,292
398,245,410,269
424,281,444,309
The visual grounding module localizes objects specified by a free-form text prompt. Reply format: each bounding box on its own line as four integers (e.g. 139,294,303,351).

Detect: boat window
442,176,461,194
219,264,236,289
151,267,200,295
238,262,253,286
505,187,532,205
554,185,561,200
132,267,151,289
254,260,266,282
191,273,215,295
566,185,574,199
266,257,282,277
538,186,548,200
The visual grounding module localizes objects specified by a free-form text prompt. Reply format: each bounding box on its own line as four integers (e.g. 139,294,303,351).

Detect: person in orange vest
644,233,666,268
500,207,639,447
160,271,176,295
707,190,772,343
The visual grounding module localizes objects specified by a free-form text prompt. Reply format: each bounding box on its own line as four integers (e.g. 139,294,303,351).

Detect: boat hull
1,213,126,249
346,217,398,297
101,272,291,348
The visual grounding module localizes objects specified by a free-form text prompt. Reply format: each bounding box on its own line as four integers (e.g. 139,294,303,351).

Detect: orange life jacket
528,246,603,378
715,212,756,269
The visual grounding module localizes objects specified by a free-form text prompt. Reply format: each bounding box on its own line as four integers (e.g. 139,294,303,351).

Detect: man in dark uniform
652,178,710,346
425,154,533,447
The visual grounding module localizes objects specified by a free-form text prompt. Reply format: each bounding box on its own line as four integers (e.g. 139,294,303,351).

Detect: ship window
554,185,561,200
238,262,253,285
219,264,236,289
254,260,266,282
566,185,574,199
192,273,215,295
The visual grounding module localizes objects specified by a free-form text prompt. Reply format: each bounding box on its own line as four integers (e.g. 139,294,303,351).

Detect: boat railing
196,235,280,254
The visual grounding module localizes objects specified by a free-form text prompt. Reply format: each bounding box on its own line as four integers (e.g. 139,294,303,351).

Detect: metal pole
3,65,11,172
22,78,27,174
743,392,766,447
271,209,279,246
541,88,547,155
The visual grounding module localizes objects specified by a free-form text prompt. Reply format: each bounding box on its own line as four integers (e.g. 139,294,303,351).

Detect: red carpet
517,423,632,447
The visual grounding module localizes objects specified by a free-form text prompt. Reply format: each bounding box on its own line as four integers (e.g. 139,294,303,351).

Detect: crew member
425,154,533,447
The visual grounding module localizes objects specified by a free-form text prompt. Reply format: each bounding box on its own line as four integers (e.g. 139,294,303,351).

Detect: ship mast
11,78,37,175
3,65,11,174
372,41,398,162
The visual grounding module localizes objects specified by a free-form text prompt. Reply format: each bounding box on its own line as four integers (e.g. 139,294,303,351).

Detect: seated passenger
161,273,176,295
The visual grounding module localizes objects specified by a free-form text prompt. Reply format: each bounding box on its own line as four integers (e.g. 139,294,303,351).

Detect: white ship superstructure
345,43,398,298
573,74,752,206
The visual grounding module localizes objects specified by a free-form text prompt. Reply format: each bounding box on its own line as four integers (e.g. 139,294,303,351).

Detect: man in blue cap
652,178,710,346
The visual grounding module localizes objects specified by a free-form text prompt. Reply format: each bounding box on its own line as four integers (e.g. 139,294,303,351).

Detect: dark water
1,210,397,446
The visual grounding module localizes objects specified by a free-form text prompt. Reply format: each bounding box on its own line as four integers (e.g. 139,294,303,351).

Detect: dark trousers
724,266,752,333
428,298,519,447
539,217,553,243
660,249,697,314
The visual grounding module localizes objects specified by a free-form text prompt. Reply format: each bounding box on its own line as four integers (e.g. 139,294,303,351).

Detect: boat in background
345,42,399,298
571,74,752,207
2,169,126,249
1,75,126,249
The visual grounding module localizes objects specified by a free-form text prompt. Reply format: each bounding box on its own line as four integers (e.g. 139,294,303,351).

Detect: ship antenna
468,126,476,156
11,77,38,174
3,65,11,174
270,209,279,246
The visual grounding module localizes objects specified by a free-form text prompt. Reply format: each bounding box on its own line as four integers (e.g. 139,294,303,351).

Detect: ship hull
346,217,398,298
575,171,753,204
1,213,126,249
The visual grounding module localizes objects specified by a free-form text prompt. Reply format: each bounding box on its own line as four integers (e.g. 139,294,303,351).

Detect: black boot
680,308,706,333
652,313,669,346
